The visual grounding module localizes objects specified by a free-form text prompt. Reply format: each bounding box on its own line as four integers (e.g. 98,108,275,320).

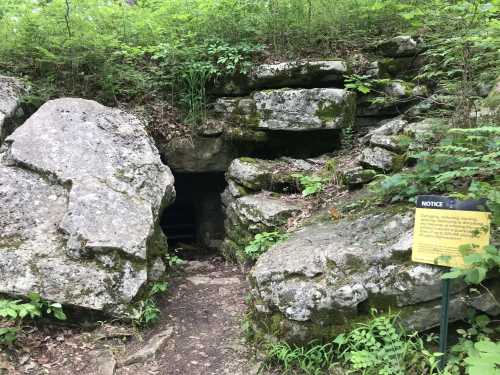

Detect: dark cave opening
161,172,226,259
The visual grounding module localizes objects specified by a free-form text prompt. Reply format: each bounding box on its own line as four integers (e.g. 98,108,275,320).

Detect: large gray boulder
248,210,488,343
0,76,25,144
0,98,175,316
215,88,356,131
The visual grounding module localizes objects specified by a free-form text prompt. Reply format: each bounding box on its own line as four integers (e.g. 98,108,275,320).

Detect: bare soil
1,257,277,375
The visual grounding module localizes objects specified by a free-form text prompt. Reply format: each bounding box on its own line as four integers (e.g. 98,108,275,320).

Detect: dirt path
2,257,275,375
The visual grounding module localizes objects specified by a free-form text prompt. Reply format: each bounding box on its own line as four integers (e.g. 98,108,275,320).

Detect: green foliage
376,124,500,213
131,281,168,327
443,314,500,375
397,0,499,126
463,339,500,375
165,253,185,269
345,74,373,94
244,231,288,260
0,292,67,345
264,310,442,375
442,244,498,284
265,341,336,375
293,173,330,197
0,0,417,116
334,310,441,375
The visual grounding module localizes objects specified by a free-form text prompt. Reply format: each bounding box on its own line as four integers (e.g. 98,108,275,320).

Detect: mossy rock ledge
248,210,498,344
215,87,356,132
0,98,175,317
220,157,314,264
212,60,349,96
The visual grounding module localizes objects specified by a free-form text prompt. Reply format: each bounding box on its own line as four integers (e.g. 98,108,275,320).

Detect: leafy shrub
0,292,67,345
376,124,500,218
244,231,288,260
334,310,442,375
292,174,330,197
345,74,373,94
462,339,500,375
264,310,442,375
131,281,168,327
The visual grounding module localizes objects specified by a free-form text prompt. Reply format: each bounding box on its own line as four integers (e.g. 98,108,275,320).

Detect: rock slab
248,210,488,343
0,98,175,316
0,76,24,144
215,88,356,131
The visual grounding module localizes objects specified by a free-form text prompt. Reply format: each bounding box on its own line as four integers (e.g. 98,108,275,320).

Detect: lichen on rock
248,209,486,343
0,98,175,316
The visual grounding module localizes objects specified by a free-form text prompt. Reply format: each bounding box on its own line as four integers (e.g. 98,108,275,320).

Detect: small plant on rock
244,231,288,260
131,281,169,327
292,173,331,197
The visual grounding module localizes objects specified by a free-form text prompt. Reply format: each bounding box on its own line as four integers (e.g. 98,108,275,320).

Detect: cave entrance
161,172,226,259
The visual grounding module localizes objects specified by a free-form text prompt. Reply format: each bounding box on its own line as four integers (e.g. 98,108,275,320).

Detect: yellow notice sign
412,207,491,268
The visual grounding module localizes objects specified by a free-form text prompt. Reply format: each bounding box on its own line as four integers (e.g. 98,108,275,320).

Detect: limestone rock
403,118,445,149
213,60,348,95
361,117,408,144
343,167,377,186
250,60,348,89
0,98,175,316
215,88,356,131
160,135,235,173
365,57,424,79
124,327,174,365
0,76,25,144
226,157,315,192
230,193,304,229
249,211,472,343
376,36,423,57
359,146,400,171
222,192,304,263
357,81,426,117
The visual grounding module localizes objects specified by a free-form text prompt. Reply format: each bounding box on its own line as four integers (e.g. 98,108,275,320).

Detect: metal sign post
411,195,491,371
438,278,450,370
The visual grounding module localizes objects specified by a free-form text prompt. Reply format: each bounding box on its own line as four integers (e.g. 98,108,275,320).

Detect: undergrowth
263,310,442,375
244,231,288,261
0,0,417,122
0,293,67,346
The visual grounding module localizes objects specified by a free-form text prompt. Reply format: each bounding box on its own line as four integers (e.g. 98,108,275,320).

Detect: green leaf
442,269,464,279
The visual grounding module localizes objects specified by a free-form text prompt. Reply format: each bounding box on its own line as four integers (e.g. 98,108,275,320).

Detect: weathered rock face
354,116,444,174
216,88,356,131
160,135,235,173
375,36,423,58
248,210,490,343
0,98,175,316
0,76,25,144
214,60,348,96
221,157,315,264
357,80,427,118
222,192,304,264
